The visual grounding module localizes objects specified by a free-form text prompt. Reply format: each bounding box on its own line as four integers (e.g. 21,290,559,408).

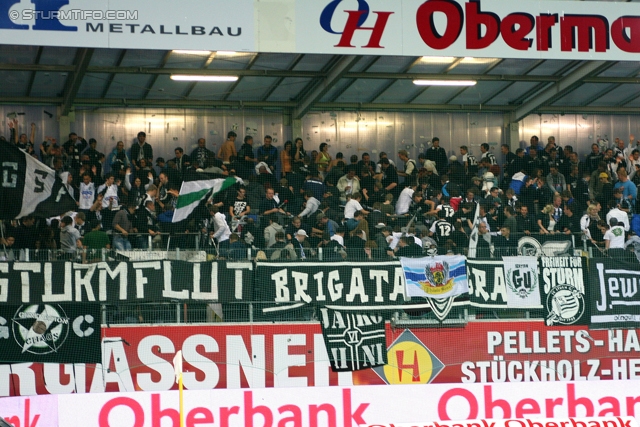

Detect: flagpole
173,350,184,427
179,373,184,427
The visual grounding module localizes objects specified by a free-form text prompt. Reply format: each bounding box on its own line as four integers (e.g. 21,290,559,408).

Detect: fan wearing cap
312,212,339,239
293,229,313,259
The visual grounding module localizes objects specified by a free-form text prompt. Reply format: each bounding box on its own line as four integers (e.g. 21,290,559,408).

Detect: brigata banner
255,261,407,312
3,0,640,60
4,381,640,427
0,303,101,363
589,258,640,329
4,322,640,396
0,261,253,304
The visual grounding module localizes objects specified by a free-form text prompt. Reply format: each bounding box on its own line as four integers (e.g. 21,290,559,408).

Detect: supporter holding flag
0,140,76,220
172,176,242,223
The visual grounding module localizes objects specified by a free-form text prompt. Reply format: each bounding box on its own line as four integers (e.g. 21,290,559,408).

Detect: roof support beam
441,59,505,105
327,56,378,102
513,61,608,121
183,51,217,99
481,60,545,106
100,50,127,99
4,96,640,115
24,47,43,97
221,53,259,101
143,51,172,99
60,48,94,116
368,56,423,103
405,57,464,104
4,62,640,84
260,54,304,102
293,55,360,119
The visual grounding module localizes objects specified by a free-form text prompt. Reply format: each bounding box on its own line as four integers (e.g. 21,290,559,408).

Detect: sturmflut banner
0,261,253,304
0,303,101,363
590,258,640,329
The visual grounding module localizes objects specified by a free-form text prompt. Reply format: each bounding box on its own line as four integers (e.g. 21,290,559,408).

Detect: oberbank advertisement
2,382,640,427
2,322,640,396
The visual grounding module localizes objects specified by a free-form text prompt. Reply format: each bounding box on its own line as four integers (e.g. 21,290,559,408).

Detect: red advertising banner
3,322,640,396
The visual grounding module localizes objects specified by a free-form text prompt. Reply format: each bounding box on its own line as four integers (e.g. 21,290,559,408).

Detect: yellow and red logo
373,329,444,384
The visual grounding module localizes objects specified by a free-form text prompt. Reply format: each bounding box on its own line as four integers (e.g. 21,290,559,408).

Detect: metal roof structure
2,45,640,119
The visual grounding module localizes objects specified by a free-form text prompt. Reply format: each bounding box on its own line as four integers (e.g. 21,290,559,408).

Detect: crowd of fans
2,121,640,262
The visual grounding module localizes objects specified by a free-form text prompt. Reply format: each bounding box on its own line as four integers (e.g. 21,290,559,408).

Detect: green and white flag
172,177,240,223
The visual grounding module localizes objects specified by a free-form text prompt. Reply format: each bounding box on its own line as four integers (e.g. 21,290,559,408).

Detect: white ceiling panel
372,80,422,104
484,82,539,105
40,47,77,65
551,83,614,106
186,82,235,100
333,79,393,103
589,84,640,107
77,73,110,98
145,75,191,99
226,77,279,101
292,55,333,71
104,75,154,98
89,49,124,67
448,81,511,105
266,77,311,102
119,50,166,67
29,71,67,97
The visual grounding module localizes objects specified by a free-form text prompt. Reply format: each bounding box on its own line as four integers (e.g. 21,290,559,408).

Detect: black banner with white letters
0,261,253,304
0,303,101,363
540,257,589,326
466,259,510,309
255,261,407,312
319,307,387,372
589,258,640,329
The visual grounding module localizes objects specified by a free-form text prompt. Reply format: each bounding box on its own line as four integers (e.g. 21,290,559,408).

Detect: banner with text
467,259,541,309
401,256,468,299
0,303,101,363
4,322,640,396
590,258,640,329
540,257,589,326
3,1,640,61
255,261,407,312
503,256,541,308
319,307,387,372
0,261,253,304
5,382,640,427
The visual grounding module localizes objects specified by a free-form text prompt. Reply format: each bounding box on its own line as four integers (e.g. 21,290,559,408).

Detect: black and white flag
540,257,588,326
319,307,387,372
0,140,76,219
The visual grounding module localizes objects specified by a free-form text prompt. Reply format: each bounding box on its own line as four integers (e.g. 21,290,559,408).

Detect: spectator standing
190,138,214,169
238,136,257,172
426,137,448,175
59,216,82,256
130,132,153,171
112,202,137,250
218,131,237,165
257,135,278,173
